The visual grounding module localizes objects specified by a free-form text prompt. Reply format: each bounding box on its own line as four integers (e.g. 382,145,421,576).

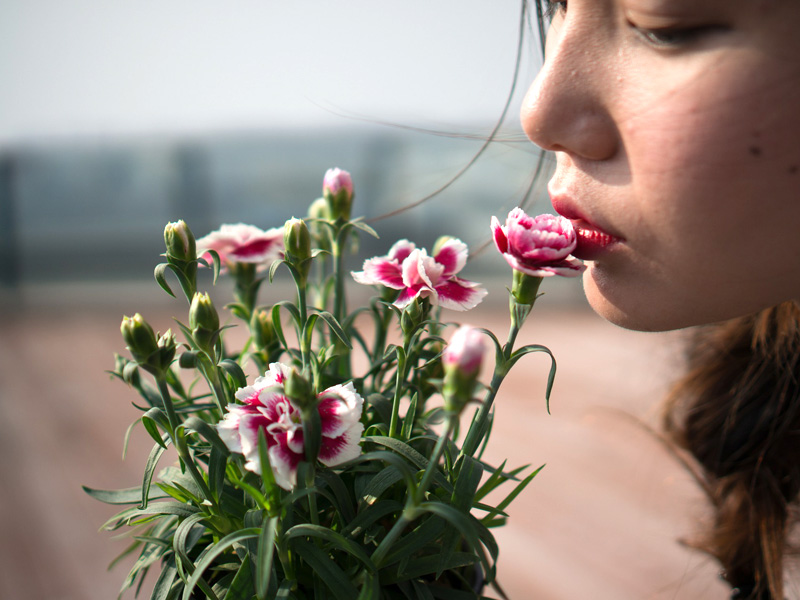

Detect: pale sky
0,1,542,145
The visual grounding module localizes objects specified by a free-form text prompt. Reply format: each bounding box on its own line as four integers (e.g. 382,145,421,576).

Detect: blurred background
0,2,733,599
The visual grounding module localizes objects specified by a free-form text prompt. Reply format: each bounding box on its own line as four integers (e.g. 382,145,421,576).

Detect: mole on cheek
749,145,762,157
789,165,799,175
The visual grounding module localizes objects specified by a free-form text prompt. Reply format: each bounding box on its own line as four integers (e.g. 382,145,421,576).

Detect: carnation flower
491,208,585,277
217,363,364,490
351,238,487,311
196,223,284,269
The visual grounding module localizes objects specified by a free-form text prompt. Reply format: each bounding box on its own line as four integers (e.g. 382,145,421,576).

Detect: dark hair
663,301,800,599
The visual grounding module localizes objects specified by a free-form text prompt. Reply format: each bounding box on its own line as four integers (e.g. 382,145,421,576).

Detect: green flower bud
164,220,196,263
308,197,331,222
121,313,159,364
283,217,312,284
400,297,425,338
284,367,316,412
283,218,311,262
189,292,220,332
251,309,276,351
189,292,220,353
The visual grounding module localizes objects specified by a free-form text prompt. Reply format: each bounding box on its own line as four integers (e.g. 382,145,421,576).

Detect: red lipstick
571,221,622,260
549,192,623,260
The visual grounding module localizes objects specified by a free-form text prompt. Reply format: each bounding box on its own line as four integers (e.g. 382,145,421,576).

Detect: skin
521,0,800,331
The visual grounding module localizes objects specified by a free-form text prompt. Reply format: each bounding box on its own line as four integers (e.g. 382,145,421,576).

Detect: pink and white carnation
442,325,485,378
217,363,364,490
351,238,487,311
491,208,585,277
196,223,284,270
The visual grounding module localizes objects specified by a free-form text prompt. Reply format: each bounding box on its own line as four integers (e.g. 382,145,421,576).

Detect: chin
582,266,692,333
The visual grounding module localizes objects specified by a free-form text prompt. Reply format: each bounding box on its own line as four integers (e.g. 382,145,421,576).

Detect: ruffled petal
318,422,365,467
351,256,405,289
268,433,304,490
433,278,488,311
491,216,508,254
317,383,364,438
388,239,416,264
434,238,468,279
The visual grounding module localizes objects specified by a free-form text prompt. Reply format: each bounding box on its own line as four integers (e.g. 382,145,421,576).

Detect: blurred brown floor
0,282,738,600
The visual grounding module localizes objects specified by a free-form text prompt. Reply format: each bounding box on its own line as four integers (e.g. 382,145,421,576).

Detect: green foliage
90,176,558,599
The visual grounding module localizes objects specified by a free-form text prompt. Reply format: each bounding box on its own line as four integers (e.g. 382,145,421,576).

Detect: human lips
549,193,623,260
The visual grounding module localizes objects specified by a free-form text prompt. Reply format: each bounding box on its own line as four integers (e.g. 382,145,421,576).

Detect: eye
542,0,567,21
633,25,724,48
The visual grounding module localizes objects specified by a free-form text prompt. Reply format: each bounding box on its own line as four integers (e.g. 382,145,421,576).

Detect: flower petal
433,278,488,311
433,238,468,278
491,216,508,254
388,239,416,263
351,256,405,289
318,422,365,467
317,382,364,438
268,433,304,490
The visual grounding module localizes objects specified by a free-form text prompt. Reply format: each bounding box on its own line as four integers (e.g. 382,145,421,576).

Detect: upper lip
548,184,623,240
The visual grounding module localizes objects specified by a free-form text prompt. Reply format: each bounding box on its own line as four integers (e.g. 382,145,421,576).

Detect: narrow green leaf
142,407,170,449
182,528,262,600
182,415,231,457
140,437,169,509
342,499,403,538
314,310,352,348
291,539,360,600
154,262,177,298
82,485,166,505
285,524,376,572
356,571,380,600
151,556,178,600
508,344,556,413
255,516,278,598
218,358,248,390
482,464,544,523
400,392,419,441
223,553,255,600
359,466,403,507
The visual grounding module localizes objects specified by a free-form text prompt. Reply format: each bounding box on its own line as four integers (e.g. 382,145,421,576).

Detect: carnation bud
400,297,425,338
189,292,220,332
442,325,485,415
284,218,311,261
283,217,312,284
121,314,176,374
164,220,196,263
251,309,276,351
322,168,354,221
189,292,220,353
284,368,315,412
121,313,159,364
308,197,331,222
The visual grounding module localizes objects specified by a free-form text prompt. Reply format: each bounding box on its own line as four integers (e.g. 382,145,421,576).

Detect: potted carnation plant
85,168,584,599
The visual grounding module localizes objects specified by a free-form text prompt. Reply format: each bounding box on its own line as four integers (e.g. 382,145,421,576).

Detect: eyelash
539,1,717,49
541,0,567,22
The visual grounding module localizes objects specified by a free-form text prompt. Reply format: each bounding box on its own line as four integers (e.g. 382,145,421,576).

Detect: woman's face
521,0,800,331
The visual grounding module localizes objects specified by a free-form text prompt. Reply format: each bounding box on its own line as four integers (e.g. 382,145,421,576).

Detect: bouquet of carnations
85,168,584,600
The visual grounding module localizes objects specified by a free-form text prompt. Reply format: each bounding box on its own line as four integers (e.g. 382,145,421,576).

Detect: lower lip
572,223,622,260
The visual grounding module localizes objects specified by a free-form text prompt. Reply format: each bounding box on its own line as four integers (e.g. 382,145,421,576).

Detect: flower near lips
217,363,364,490
196,223,284,269
351,237,487,311
491,208,585,277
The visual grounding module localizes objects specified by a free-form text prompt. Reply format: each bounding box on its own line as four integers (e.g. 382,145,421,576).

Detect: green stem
459,317,521,458
388,348,410,438
155,374,216,505
414,415,457,505
370,513,410,567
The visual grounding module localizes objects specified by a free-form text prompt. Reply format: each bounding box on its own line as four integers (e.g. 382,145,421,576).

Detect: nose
521,23,618,161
